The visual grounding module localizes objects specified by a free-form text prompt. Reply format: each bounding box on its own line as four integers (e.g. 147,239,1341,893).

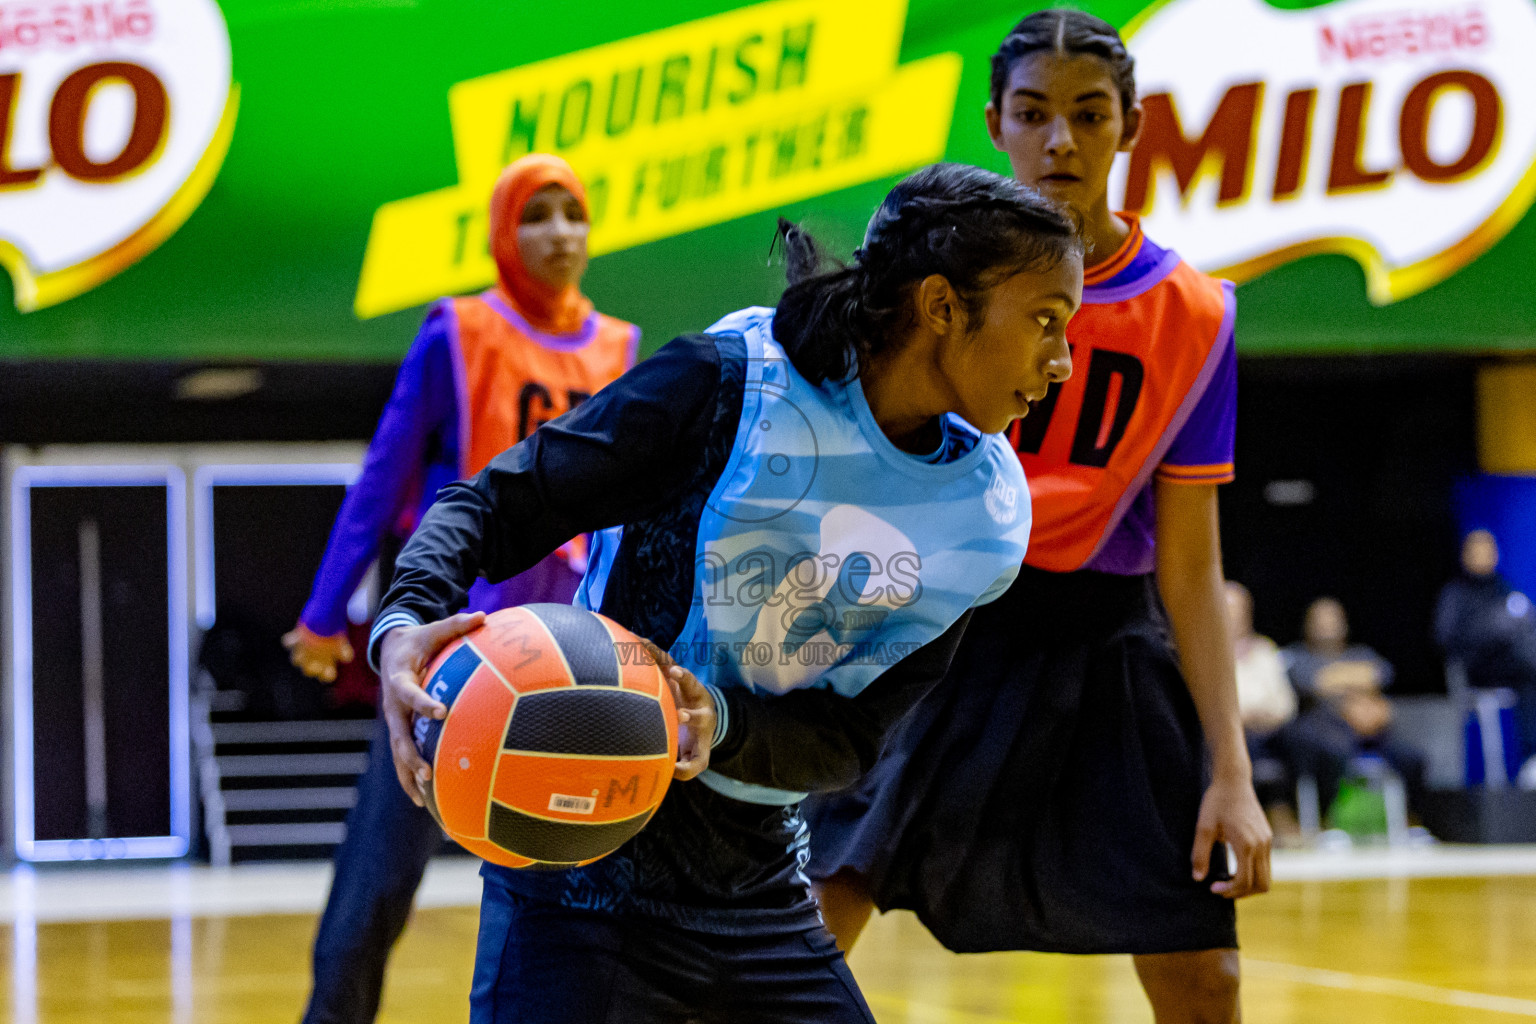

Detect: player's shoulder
1079,229,1228,336
1161,258,1231,317
644,331,730,371
1135,228,1228,306
980,429,1028,483
638,328,754,399
405,297,460,359
1089,246,1231,362
974,430,1031,531
702,305,775,340
593,309,640,336
439,291,492,321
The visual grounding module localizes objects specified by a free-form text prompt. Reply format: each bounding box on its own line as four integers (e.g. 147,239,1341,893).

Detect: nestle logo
0,0,158,53
1319,5,1489,63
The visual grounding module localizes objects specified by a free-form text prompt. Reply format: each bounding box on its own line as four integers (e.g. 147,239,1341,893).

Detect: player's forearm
1160,562,1249,777
1155,482,1249,778
708,687,882,793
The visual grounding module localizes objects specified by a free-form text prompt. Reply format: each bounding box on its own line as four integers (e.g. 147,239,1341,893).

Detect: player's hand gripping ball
412,605,679,869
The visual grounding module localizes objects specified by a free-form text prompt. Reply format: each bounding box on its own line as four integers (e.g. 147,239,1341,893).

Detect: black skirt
803,566,1238,955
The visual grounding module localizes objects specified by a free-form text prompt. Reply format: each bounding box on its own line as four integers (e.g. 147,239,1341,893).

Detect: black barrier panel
28,485,172,844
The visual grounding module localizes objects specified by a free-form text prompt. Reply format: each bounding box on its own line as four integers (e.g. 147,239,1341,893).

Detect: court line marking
866,961,1536,1024
1244,959,1536,1017
4,845,1536,922
863,993,1017,1024
0,860,487,923
1272,845,1536,882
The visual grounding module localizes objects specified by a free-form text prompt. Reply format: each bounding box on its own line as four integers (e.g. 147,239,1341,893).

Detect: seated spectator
1225,581,1301,840
1227,582,1297,737
1281,597,1427,815
1434,529,1536,776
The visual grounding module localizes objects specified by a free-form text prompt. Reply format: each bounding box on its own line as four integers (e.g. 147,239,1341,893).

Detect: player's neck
862,346,947,455
1081,203,1132,273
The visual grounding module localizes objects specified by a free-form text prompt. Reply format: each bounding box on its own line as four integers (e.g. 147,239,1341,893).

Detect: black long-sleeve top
372,332,972,933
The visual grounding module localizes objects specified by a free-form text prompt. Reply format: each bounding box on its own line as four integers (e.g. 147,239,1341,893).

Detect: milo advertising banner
2,0,1534,359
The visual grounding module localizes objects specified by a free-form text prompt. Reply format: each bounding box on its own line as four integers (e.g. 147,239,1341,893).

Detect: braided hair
990,9,1137,114
771,162,1080,386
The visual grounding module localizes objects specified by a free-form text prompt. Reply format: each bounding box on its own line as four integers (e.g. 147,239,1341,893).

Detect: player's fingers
1218,840,1257,899
641,641,699,722
280,628,302,651
673,720,692,773
292,650,332,682
393,754,426,806
418,611,486,652
639,638,684,694
673,758,708,781
1191,820,1217,881
673,723,710,781
634,641,711,777
667,662,709,706
383,710,428,786
388,668,445,719
381,700,427,806
660,670,689,723
393,761,423,806
666,665,708,715
338,640,355,664
1253,836,1273,894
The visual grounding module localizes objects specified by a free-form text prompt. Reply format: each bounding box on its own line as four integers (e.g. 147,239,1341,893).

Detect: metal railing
192,675,372,865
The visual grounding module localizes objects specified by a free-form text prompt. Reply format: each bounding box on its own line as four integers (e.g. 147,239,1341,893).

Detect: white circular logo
1111,0,1536,304
984,473,1019,525
0,0,235,311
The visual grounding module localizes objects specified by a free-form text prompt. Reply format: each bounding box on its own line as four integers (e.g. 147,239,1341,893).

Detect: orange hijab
487,154,595,335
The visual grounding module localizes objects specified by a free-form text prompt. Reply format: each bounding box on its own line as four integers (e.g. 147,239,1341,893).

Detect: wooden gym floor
4,850,1536,1023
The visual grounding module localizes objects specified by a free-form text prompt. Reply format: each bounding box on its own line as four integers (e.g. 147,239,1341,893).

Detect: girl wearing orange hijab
290,154,638,1024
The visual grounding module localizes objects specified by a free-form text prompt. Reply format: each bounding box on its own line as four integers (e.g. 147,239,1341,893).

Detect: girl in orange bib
805,12,1271,1023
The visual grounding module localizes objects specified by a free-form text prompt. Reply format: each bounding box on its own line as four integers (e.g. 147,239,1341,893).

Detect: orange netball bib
1010,219,1234,573
449,291,638,478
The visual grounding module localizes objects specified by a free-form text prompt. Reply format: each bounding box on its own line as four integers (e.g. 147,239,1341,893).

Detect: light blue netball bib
585,307,1031,804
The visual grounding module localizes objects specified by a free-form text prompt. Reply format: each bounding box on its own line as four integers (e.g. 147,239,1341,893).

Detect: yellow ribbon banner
355,0,960,318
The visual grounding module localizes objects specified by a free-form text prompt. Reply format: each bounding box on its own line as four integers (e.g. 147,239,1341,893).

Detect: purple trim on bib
482,290,600,351
1081,279,1238,574
1082,248,1182,306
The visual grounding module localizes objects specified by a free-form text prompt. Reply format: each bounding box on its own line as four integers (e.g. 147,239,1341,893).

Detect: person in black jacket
1435,529,1536,773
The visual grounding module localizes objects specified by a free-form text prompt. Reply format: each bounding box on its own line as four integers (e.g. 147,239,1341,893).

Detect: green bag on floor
1328,778,1388,837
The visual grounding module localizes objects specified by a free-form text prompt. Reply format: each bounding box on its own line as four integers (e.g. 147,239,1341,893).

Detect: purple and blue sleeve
299,304,459,636
1156,330,1236,485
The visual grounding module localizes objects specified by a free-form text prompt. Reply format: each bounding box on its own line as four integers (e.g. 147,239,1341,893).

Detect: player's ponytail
770,219,870,386
772,162,1080,386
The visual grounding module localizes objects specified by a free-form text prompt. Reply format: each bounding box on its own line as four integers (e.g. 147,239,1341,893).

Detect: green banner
2,0,1534,360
